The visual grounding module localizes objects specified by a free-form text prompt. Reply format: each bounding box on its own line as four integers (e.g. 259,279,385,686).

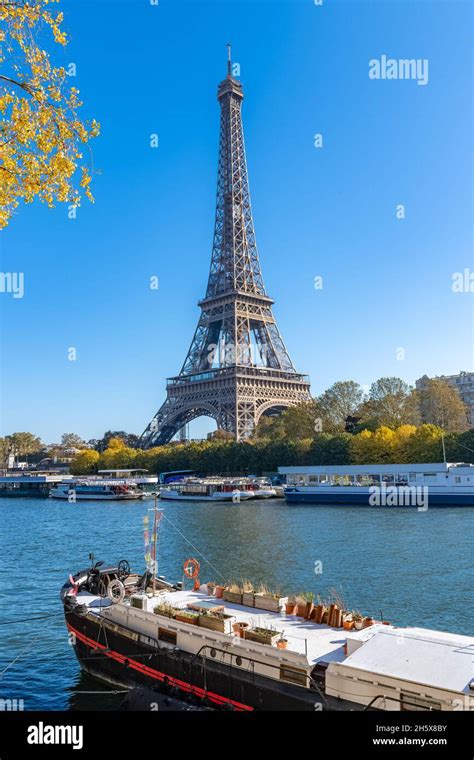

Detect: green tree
418,379,470,432
311,433,351,465
96,431,139,450
317,381,365,433
61,433,86,448
0,438,10,465
253,413,287,441
280,401,322,440
361,377,419,428
6,432,43,461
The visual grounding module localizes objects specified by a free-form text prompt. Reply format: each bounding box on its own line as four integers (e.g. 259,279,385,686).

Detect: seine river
0,497,472,710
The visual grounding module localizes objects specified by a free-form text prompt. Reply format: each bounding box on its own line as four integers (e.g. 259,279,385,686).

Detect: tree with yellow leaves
0,0,99,228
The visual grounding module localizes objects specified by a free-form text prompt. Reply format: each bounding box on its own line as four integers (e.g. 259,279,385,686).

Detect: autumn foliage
0,0,99,227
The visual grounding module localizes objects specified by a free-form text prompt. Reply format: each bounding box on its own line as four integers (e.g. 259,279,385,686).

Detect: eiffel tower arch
140,48,311,447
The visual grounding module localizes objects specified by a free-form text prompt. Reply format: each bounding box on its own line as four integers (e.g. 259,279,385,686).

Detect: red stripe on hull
67,620,253,711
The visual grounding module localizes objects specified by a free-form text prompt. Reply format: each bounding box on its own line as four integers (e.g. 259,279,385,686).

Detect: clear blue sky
0,0,472,443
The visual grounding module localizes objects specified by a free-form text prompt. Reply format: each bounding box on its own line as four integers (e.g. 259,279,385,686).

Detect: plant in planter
198,610,235,634
244,626,280,646
215,584,225,599
363,616,374,628
285,596,297,615
295,595,308,618
254,583,286,613
352,611,364,630
232,621,250,638
153,601,177,618
175,609,199,625
303,592,315,620
223,582,243,605
205,581,216,596
342,612,354,631
241,578,255,607
276,631,288,650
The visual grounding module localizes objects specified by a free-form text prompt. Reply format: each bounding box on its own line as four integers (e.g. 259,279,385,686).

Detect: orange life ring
183,557,200,580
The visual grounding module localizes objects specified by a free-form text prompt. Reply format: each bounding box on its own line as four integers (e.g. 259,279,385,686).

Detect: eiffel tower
140,47,311,447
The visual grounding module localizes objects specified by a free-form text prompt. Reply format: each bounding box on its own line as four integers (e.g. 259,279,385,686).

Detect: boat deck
148,587,351,666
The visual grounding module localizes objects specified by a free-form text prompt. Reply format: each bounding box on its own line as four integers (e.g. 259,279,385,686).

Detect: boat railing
189,642,326,700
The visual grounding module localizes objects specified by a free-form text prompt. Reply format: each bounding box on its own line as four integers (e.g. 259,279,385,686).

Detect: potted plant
215,584,225,599
153,601,177,619
294,595,307,618
363,616,374,628
342,613,354,631
303,592,315,620
199,610,235,634
352,611,363,630
285,597,296,615
232,621,249,638
244,626,280,646
206,581,216,596
223,582,243,605
254,583,287,613
276,632,288,650
314,603,325,624
175,609,199,625
241,579,255,607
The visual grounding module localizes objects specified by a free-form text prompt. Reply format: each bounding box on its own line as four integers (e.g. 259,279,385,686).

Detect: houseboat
159,479,254,502
61,552,474,711
50,481,146,501
0,473,74,498
97,469,158,493
279,463,474,507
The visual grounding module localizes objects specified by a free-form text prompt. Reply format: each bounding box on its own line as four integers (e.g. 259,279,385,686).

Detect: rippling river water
0,497,472,710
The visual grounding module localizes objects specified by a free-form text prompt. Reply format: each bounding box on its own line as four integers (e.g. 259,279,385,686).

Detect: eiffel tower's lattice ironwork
140,49,311,447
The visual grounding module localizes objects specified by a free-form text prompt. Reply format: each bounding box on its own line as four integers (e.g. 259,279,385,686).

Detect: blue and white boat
279,463,474,507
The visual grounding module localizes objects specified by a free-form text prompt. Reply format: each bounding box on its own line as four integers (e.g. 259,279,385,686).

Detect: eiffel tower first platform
140,49,311,447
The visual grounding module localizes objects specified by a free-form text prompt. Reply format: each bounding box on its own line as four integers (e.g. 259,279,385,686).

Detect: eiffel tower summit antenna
139,52,311,447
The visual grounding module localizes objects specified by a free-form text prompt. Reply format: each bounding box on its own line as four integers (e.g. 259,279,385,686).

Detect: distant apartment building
416,371,474,425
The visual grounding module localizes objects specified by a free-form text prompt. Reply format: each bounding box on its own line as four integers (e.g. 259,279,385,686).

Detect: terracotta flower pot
382,621,391,626
296,604,306,618
305,602,315,620
343,619,354,631
232,621,249,638
364,617,374,628
277,640,288,650
285,602,296,615
215,585,224,599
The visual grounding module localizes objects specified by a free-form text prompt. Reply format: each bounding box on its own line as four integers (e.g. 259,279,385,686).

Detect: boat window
308,475,317,484
381,475,394,484
279,664,308,687
409,473,416,482
158,627,177,645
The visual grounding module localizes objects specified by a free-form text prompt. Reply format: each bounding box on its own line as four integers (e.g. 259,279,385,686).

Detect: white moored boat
159,479,254,502
280,463,474,507
50,481,145,501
